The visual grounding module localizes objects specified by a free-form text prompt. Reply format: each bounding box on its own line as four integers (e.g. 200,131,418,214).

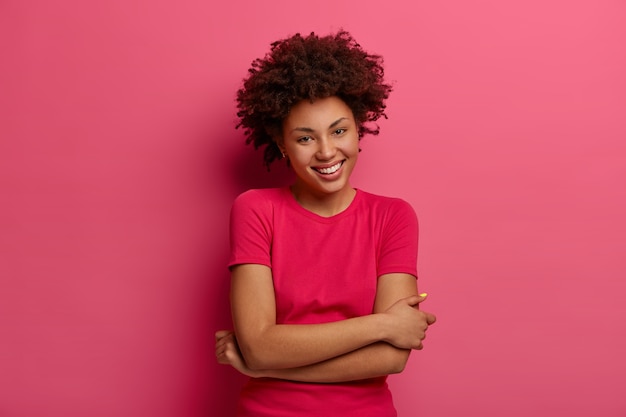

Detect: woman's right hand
381,294,436,350
215,330,263,378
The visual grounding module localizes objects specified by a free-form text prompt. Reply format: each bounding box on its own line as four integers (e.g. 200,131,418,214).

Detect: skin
278,96,360,217
215,96,437,383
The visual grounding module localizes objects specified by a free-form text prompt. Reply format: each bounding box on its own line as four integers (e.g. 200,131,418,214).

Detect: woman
215,31,436,417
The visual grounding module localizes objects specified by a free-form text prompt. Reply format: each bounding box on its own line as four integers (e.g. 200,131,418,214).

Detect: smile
313,161,344,175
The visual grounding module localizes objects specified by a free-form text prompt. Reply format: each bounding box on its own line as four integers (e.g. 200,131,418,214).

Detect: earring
281,151,286,159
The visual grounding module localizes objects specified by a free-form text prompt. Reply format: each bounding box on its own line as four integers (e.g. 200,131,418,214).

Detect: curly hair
236,30,393,169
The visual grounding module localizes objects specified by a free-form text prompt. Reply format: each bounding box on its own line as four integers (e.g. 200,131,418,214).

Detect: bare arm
220,271,436,381
230,264,433,370
231,264,429,370
217,335,408,383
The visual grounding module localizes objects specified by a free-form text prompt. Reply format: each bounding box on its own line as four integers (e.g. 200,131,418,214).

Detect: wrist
372,312,391,343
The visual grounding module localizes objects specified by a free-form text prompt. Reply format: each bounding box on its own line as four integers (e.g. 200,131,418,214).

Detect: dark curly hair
236,30,393,169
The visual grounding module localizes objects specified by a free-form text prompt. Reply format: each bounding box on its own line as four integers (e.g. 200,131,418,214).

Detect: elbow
246,361,264,372
384,346,411,375
246,357,270,372
238,340,274,371
239,344,264,371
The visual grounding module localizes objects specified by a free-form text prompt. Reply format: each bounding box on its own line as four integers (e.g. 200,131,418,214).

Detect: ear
274,137,286,156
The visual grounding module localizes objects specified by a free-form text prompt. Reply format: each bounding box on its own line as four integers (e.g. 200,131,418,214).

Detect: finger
425,313,437,325
406,293,429,307
215,330,232,341
217,353,229,365
215,336,226,349
216,334,233,350
216,335,234,353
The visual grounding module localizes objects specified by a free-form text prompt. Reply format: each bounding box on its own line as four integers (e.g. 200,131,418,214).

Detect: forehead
283,96,354,129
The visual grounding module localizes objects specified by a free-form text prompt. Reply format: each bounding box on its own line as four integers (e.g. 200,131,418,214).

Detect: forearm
231,266,430,372
256,342,411,383
237,314,388,371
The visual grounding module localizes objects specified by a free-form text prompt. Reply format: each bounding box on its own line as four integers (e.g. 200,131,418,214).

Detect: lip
312,160,344,170
311,160,345,178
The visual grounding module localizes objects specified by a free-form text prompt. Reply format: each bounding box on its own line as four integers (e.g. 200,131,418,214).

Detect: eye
297,136,313,143
333,128,346,136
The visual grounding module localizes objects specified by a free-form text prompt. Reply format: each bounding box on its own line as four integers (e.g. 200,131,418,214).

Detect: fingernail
419,293,428,298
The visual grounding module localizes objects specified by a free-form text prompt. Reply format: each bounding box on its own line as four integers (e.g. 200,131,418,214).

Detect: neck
289,184,356,217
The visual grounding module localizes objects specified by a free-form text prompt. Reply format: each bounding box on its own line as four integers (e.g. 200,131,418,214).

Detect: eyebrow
291,117,349,133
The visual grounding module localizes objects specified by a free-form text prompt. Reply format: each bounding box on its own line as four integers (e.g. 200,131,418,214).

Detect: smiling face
279,96,360,209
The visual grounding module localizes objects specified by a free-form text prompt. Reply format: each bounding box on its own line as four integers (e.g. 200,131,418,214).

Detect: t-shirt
228,187,419,417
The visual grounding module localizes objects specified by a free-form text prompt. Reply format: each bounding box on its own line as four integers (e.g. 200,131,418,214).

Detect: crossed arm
215,264,436,383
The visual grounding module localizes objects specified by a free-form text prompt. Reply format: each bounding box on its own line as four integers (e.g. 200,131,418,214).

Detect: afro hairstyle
235,30,393,169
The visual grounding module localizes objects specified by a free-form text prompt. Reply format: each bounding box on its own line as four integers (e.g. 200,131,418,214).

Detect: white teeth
317,161,342,174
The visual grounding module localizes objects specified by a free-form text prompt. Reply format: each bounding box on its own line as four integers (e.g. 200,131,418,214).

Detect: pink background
1,1,625,416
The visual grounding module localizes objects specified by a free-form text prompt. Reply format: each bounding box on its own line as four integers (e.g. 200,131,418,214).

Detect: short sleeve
228,190,273,269
376,199,419,278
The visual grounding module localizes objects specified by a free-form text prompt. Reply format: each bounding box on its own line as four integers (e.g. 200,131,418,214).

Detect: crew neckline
282,186,361,223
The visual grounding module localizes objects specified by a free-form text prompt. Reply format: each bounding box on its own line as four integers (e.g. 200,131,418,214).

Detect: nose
316,137,337,160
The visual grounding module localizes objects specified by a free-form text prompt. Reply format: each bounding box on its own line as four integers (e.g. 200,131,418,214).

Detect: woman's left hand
215,330,260,378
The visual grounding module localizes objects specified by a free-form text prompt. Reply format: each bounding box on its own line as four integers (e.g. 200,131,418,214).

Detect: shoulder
357,190,417,219
232,187,286,210
229,189,287,240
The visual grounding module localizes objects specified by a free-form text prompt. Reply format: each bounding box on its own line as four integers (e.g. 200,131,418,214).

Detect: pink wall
1,1,625,416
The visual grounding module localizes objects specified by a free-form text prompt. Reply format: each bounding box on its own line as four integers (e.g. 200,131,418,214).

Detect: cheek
347,138,360,157
290,151,313,168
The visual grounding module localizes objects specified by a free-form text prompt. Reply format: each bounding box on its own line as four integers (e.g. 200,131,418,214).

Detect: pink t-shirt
228,187,419,417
